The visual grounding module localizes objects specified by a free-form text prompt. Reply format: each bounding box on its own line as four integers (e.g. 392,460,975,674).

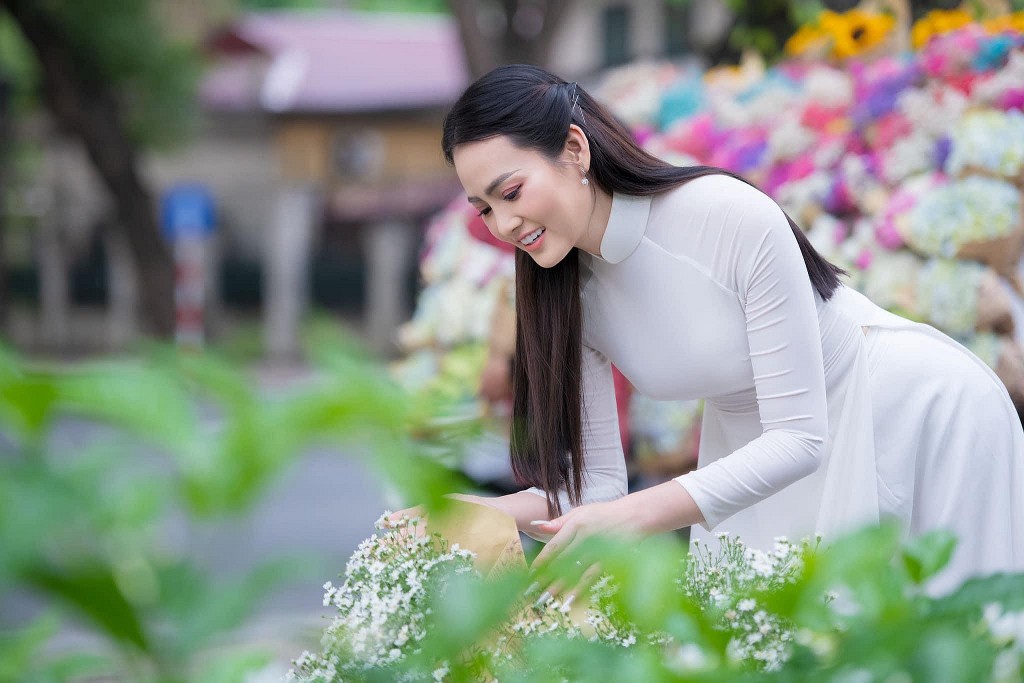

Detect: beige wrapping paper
427,499,528,579
427,499,597,632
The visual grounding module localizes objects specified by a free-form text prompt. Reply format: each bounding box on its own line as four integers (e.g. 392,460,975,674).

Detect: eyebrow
467,170,519,203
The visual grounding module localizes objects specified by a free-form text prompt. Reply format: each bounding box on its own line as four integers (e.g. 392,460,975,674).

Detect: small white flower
984,603,1024,645
674,643,708,670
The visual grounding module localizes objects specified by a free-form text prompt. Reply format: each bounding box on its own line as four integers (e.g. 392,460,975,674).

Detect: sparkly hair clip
569,82,586,125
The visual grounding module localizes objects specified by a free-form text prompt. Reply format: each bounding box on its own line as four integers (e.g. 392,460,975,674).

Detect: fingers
532,579,566,608
523,515,562,543
386,505,427,538
574,562,604,594
532,562,603,616
529,515,564,536
533,523,576,567
561,562,603,611
387,505,424,523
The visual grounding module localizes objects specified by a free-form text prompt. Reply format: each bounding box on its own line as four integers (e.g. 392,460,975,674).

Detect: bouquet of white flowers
286,513,475,683
286,504,648,682
288,509,1024,681
287,503,829,681
679,533,816,672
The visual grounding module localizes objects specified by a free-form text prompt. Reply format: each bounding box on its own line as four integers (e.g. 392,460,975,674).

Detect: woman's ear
563,123,591,170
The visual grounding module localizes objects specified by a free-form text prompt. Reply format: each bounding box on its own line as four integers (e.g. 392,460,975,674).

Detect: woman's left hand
530,482,704,567
531,500,641,566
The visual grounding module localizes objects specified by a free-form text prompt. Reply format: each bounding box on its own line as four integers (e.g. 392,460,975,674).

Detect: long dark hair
441,64,845,516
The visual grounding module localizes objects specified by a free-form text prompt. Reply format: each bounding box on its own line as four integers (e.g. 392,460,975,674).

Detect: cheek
529,183,570,226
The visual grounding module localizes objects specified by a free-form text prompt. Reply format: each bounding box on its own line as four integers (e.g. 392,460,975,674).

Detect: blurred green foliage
0,0,200,149
338,525,1024,681
0,334,469,683
0,14,38,111
3,331,1022,682
347,0,448,13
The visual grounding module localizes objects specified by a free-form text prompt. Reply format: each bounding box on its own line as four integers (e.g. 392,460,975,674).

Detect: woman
430,64,1023,593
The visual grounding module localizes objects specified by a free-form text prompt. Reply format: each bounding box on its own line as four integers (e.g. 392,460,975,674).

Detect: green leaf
56,362,195,450
602,535,691,632
0,373,59,441
931,572,1024,616
424,569,530,660
0,460,85,574
901,530,957,585
908,627,996,683
161,349,255,413
811,523,906,615
372,439,473,511
157,557,315,657
23,563,151,653
194,650,273,683
0,614,60,682
39,651,117,682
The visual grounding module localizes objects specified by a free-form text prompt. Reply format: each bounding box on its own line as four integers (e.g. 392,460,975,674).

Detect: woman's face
452,131,595,268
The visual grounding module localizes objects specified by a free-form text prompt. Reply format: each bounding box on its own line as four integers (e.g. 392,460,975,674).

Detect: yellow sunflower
820,9,897,60
911,9,974,49
784,23,830,57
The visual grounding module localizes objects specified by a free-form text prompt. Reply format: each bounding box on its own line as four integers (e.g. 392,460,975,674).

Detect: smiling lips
520,227,545,249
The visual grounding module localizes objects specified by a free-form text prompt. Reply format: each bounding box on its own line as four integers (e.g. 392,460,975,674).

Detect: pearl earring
580,166,589,186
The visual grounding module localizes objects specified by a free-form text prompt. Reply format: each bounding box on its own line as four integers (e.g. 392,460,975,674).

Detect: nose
492,206,522,242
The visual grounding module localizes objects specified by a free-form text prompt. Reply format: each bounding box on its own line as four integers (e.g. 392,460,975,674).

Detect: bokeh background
2,0,1024,680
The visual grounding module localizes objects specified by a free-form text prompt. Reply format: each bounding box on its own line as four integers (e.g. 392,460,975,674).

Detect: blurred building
178,10,470,357
190,3,702,359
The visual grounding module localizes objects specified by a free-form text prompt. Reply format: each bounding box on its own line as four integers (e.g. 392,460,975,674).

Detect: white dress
527,174,1024,594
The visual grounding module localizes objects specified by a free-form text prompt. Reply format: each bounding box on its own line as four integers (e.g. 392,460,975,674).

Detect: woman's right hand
390,491,551,537
386,494,491,534
387,504,425,523
386,504,429,538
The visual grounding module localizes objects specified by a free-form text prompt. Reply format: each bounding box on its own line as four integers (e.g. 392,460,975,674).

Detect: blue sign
161,183,216,241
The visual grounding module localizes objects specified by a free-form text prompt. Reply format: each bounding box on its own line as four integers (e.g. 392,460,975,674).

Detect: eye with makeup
476,186,522,217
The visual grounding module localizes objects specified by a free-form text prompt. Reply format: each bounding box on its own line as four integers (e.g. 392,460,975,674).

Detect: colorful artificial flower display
592,8,1024,411
398,6,1024,480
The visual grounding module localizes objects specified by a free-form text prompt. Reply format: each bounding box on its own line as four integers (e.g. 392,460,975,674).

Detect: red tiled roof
201,11,470,114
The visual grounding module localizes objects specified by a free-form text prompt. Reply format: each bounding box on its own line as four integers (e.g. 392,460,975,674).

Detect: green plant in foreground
0,340,468,683
291,515,1024,682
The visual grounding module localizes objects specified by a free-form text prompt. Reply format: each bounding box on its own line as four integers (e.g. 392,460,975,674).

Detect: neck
575,187,613,258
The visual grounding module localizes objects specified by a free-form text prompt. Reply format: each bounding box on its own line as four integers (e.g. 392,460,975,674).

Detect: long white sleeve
673,179,829,530
526,343,628,512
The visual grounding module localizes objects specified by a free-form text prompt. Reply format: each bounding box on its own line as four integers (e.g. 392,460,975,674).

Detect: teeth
521,228,545,245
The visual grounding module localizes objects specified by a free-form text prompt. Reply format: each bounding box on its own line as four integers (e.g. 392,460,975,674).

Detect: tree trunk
0,75,12,327
447,0,574,78
448,0,498,78
1,0,175,337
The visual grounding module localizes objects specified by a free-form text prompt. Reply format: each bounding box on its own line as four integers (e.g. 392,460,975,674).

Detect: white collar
598,193,651,264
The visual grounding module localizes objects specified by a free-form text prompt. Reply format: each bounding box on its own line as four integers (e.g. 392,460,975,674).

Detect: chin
530,247,571,269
